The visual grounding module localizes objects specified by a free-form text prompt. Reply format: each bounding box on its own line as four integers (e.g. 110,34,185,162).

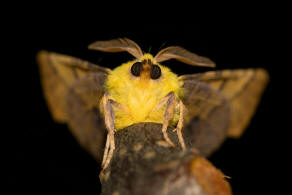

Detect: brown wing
65,74,107,160
180,68,269,138
154,46,215,67
37,51,109,161
182,81,231,156
37,50,110,122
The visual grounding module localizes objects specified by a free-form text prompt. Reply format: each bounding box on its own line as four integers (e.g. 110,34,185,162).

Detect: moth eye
131,62,143,76
150,65,161,79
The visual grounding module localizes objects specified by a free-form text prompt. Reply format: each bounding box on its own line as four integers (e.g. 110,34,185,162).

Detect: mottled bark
101,123,232,195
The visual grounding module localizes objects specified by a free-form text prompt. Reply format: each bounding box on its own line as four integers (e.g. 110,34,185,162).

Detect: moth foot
162,130,175,147
101,131,115,176
99,169,105,180
176,127,186,150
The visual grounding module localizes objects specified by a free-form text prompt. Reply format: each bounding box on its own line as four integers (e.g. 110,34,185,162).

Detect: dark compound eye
150,65,161,79
131,62,143,76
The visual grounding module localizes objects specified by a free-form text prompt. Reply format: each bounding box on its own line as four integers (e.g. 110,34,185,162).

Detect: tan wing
154,46,215,67
88,38,143,59
37,50,110,122
65,74,107,160
180,68,269,138
37,51,110,160
182,81,231,156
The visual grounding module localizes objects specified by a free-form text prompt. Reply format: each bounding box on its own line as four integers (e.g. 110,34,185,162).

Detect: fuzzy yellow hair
104,53,183,130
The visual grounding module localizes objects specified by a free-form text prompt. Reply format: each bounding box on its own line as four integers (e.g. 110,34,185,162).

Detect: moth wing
180,68,269,138
66,73,107,161
182,81,231,156
37,51,109,161
37,50,110,122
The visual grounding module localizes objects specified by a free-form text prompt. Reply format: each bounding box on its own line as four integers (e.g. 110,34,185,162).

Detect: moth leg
100,93,117,177
161,92,176,147
101,132,110,167
174,100,186,150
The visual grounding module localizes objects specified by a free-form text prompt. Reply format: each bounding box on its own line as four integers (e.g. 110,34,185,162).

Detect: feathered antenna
154,46,215,67
88,38,143,59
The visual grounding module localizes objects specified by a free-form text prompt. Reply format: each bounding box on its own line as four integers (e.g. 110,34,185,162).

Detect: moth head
88,37,216,68
130,54,162,80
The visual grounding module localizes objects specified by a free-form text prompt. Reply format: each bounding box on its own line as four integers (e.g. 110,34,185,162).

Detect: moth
37,38,269,175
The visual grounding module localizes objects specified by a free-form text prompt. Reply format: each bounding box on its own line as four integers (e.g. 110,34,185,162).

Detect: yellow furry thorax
103,53,183,130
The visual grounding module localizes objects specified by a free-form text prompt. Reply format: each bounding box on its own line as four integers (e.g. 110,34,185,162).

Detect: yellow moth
37,38,269,175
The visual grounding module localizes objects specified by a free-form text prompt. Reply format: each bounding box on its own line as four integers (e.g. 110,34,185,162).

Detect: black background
10,7,286,195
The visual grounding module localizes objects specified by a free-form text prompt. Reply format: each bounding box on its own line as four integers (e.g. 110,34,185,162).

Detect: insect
37,38,269,175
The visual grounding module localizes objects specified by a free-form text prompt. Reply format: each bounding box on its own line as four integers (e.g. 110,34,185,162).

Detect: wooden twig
100,123,232,195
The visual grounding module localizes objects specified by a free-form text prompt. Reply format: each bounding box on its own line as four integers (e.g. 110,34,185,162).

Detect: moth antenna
88,38,143,59
148,46,151,53
158,41,167,51
154,46,216,68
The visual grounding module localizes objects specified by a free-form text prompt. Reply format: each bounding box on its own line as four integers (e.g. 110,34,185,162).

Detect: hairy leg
100,93,117,177
174,100,186,150
161,92,176,147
